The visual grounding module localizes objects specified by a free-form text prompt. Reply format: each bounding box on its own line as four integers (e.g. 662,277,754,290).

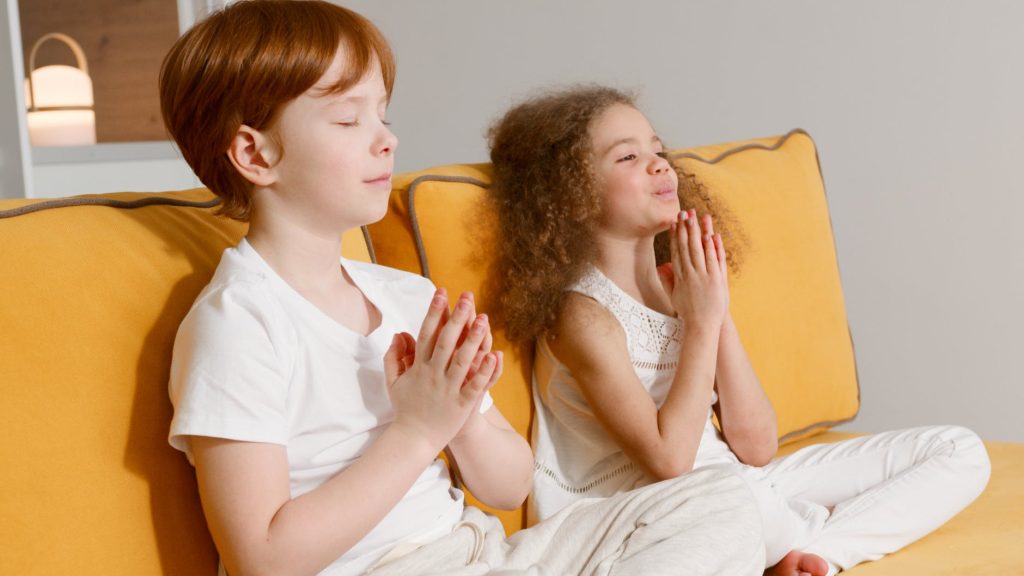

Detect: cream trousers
734,425,991,574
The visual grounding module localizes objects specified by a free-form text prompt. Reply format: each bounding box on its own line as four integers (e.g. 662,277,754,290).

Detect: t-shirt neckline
238,237,385,340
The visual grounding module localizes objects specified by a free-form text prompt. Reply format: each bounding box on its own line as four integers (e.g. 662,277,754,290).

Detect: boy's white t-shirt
168,238,493,575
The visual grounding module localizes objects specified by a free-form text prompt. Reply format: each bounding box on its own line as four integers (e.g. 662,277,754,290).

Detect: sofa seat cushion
779,431,1024,574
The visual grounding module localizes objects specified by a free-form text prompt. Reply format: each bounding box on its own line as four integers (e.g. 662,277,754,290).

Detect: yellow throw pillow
671,130,859,443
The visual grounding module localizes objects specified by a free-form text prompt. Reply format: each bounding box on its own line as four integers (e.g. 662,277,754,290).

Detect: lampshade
24,33,96,147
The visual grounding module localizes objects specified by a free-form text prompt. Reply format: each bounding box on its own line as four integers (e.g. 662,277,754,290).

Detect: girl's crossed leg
743,425,990,575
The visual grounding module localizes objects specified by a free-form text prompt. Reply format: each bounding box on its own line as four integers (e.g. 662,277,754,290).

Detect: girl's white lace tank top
529,266,737,523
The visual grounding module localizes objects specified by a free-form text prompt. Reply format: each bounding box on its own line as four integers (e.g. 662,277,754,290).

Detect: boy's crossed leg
369,465,764,576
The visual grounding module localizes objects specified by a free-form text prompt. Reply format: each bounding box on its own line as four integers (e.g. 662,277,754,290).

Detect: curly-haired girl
488,85,991,576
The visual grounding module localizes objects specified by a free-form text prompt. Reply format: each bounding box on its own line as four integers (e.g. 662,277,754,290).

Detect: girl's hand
383,290,498,453
660,209,729,333
698,212,731,313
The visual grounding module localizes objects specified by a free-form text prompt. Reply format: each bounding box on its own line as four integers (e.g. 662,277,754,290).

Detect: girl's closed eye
617,153,637,163
655,151,668,159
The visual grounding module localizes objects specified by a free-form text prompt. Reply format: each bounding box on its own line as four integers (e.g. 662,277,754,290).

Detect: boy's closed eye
334,116,391,127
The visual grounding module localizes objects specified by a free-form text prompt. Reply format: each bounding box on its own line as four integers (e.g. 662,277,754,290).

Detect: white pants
734,425,991,574
367,465,765,576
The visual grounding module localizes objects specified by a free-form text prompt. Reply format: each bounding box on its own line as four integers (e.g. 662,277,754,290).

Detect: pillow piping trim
359,225,378,264
405,174,490,279
0,195,221,219
667,127,810,164
0,192,377,264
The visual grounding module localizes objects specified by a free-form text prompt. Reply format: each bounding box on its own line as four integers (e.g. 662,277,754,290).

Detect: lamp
24,33,96,147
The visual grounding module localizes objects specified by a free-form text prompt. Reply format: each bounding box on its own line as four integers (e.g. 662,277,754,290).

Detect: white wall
30,143,198,198
342,0,1024,441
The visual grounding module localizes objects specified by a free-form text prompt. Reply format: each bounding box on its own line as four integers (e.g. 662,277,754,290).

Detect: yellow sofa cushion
368,131,860,531
0,189,369,575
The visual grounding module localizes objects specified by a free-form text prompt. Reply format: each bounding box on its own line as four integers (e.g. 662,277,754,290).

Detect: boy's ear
227,125,279,187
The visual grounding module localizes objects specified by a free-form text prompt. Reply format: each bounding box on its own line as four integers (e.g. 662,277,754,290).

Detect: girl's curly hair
486,85,746,345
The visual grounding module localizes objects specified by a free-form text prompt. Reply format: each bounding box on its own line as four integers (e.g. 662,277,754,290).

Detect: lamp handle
26,33,90,111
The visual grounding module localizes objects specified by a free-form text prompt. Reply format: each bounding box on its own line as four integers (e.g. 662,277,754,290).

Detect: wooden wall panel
19,0,179,143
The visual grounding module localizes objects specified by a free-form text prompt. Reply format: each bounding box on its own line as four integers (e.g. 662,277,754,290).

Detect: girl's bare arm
547,294,719,481
700,214,778,465
713,315,778,466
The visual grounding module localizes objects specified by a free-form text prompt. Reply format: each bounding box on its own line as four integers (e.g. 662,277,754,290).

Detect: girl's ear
227,125,279,187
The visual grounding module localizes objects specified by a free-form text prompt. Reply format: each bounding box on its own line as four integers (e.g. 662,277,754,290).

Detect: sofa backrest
0,189,369,575
0,130,860,573
368,130,860,533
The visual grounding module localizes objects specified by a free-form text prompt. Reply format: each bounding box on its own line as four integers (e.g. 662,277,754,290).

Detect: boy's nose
378,127,398,155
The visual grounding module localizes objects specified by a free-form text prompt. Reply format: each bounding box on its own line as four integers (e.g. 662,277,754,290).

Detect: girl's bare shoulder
546,292,629,372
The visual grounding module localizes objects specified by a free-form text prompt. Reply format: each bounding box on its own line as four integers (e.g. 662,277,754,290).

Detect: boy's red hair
160,0,395,221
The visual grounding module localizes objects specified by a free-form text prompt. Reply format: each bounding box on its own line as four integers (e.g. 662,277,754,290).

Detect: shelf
31,140,182,165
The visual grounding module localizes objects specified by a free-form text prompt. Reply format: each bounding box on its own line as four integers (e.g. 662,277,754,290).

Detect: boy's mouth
365,173,393,186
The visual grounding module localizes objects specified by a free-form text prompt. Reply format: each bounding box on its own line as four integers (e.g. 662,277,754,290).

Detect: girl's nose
650,154,670,174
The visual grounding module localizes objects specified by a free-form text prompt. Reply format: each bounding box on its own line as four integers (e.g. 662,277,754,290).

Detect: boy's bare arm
439,294,532,509
193,425,438,576
447,397,534,510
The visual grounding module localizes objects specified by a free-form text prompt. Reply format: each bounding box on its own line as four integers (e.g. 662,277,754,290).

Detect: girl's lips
365,174,393,185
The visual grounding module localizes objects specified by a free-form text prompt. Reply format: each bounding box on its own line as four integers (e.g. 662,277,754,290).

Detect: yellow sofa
1,131,1020,575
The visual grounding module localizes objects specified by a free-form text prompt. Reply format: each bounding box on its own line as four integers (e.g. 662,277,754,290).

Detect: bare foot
765,550,829,576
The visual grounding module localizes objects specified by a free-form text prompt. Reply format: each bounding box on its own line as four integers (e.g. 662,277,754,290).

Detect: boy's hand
395,291,500,400
453,348,503,442
660,209,729,333
446,294,503,441
383,290,498,453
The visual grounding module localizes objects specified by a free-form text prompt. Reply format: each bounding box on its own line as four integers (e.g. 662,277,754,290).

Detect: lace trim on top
571,268,681,362
535,460,637,495
632,359,679,371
